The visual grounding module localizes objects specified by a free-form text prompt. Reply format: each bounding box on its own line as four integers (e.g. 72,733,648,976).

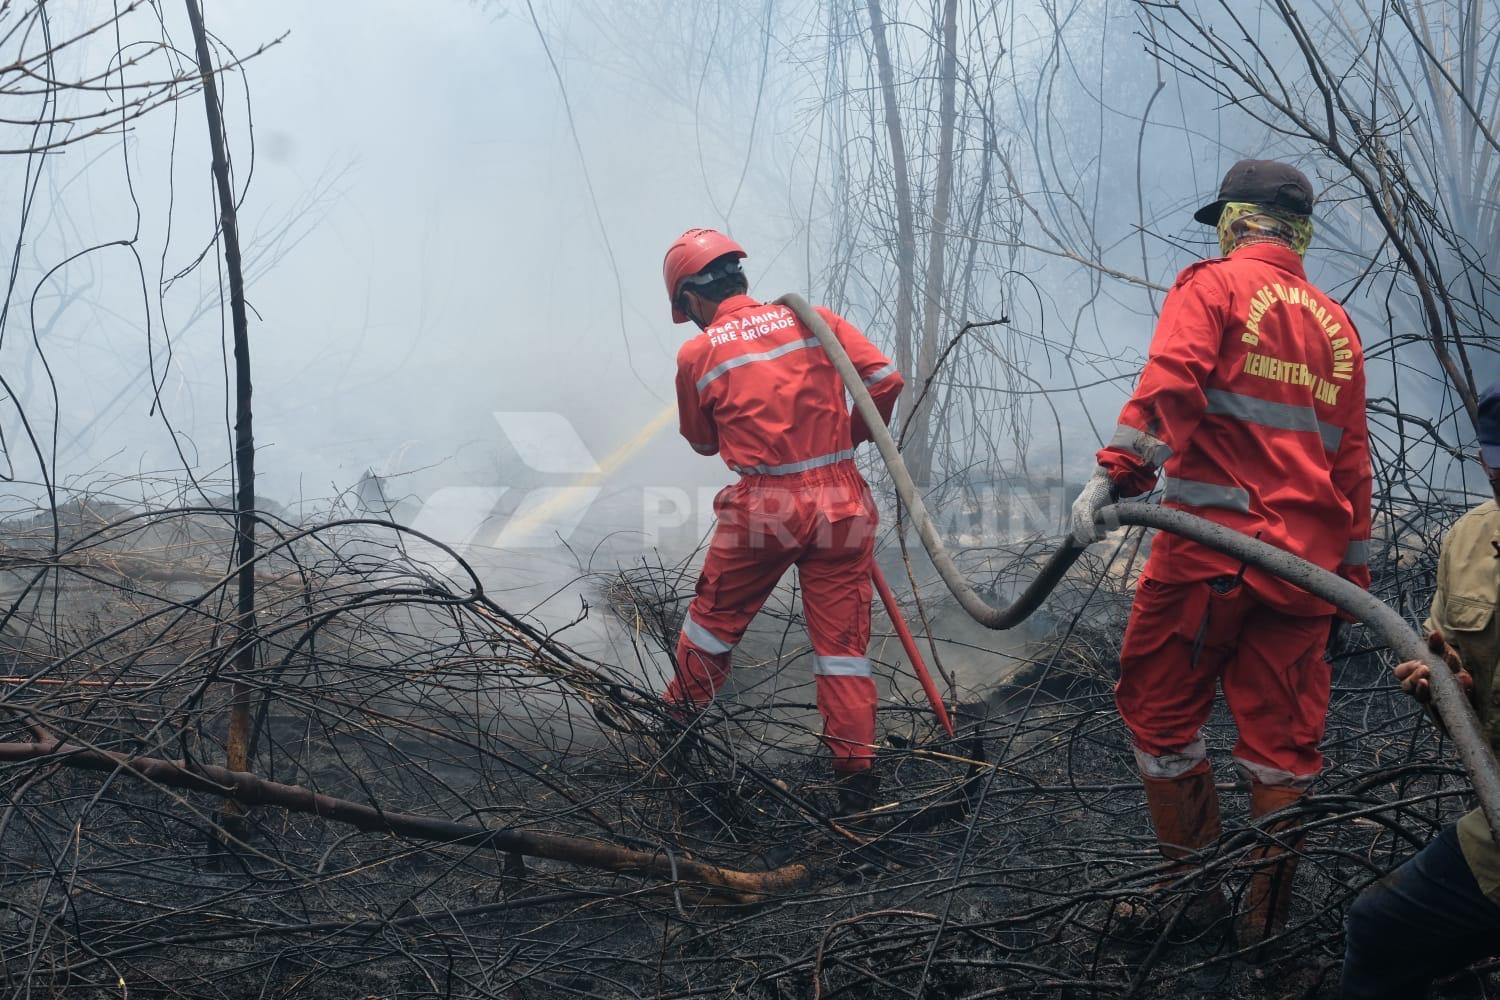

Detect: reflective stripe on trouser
1135,733,1208,780
1236,756,1316,790
682,614,733,655
814,655,873,677
1343,538,1370,566
664,464,879,771
1115,577,1332,787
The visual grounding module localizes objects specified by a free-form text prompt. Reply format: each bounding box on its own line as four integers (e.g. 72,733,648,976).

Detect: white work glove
1069,466,1118,546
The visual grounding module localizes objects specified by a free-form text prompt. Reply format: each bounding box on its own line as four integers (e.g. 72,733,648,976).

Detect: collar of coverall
1225,240,1306,279
705,293,762,325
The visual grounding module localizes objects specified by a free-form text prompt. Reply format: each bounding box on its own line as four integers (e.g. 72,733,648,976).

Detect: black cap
1193,159,1316,226
1480,382,1500,467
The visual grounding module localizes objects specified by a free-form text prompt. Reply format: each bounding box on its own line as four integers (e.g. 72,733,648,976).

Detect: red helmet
662,228,747,323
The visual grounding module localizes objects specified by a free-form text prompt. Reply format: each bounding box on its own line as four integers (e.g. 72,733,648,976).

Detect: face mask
1217,201,1314,258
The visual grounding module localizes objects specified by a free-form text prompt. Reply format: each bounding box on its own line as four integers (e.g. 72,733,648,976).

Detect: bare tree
1138,0,1500,444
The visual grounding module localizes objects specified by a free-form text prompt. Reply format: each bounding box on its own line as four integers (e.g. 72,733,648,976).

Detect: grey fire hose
776,292,1500,847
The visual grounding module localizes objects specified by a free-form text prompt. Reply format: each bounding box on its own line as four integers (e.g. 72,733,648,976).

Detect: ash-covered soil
0,510,1487,998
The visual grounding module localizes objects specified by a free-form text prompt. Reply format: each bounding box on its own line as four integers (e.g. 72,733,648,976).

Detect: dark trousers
1342,824,1500,998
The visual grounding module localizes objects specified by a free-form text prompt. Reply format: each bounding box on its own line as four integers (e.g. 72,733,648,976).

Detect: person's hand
1069,467,1117,546
1393,630,1475,705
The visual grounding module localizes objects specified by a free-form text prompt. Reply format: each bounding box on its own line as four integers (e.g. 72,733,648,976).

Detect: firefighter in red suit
662,229,904,813
1069,161,1372,946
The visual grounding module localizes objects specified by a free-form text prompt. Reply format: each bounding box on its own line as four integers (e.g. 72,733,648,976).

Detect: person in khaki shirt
1422,498,1500,891
1342,382,1500,998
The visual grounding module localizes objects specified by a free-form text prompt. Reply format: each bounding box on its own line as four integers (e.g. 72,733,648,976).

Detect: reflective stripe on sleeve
688,440,717,455
733,448,856,477
1108,424,1172,467
1161,475,1251,513
1204,388,1343,452
862,362,898,387
1343,539,1370,566
696,338,818,392
682,616,734,656
813,655,873,677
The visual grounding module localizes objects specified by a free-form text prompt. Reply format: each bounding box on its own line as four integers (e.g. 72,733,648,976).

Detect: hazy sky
10,0,826,519
9,0,1462,558
0,3,1209,509
8,0,1484,663
208,0,752,503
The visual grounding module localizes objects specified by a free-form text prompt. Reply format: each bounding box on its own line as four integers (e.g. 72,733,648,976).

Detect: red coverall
669,294,903,772
1098,243,1371,788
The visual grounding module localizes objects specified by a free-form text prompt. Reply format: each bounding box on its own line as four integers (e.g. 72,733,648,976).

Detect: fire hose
776,292,1500,848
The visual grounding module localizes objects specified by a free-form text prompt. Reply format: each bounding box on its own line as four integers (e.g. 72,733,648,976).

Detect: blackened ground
0,513,1488,998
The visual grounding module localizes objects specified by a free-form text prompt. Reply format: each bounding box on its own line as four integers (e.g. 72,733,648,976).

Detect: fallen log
0,740,813,903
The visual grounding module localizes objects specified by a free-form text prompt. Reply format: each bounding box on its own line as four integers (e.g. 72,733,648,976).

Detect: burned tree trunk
865,0,917,432
908,0,959,488
184,0,258,846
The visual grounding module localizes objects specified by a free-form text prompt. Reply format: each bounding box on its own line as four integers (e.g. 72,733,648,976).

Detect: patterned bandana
1217,201,1314,258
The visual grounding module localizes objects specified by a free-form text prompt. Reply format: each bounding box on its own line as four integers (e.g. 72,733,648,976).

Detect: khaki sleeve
1425,531,1450,637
